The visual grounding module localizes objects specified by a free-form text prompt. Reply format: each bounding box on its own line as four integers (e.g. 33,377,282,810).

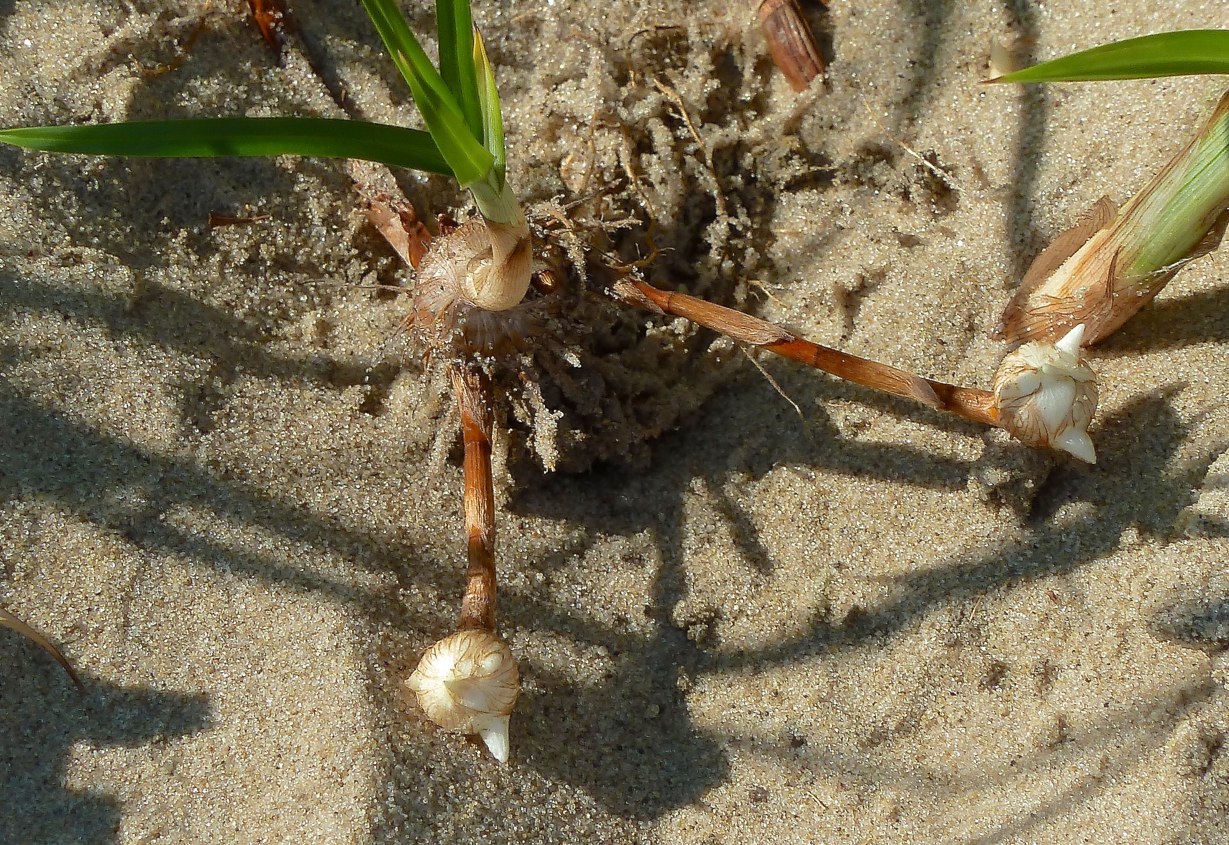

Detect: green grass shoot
989,29,1229,83
0,0,511,214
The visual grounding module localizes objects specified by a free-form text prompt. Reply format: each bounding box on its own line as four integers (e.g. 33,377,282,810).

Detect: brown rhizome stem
611,273,1097,460
614,276,1001,427
758,0,828,93
393,205,523,763
452,364,498,633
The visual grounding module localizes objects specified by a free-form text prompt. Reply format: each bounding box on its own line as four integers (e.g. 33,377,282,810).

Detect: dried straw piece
246,0,290,62
1,606,84,690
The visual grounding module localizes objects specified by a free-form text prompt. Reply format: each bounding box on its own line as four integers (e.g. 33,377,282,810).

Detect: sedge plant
963,28,1229,472
0,0,1138,758
1,0,534,762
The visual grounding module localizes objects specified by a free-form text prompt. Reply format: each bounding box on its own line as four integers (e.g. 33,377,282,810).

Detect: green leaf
0,117,454,175
473,30,506,185
990,29,1229,83
358,0,494,186
436,0,482,139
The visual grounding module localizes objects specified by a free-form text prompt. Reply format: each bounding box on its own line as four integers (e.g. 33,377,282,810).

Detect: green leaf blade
404,79,496,186
358,0,494,186
0,117,454,175
990,29,1229,83
473,30,506,185
436,0,482,139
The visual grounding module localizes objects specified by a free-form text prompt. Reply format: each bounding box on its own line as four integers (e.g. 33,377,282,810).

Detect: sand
2,1,1227,843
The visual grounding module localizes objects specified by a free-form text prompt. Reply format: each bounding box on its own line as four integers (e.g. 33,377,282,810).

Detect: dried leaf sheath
999,89,1229,346
365,192,433,270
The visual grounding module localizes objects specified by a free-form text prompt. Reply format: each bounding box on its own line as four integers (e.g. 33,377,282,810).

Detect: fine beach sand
2,1,1228,843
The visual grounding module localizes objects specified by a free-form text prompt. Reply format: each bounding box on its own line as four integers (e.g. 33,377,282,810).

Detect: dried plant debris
992,324,1098,463
758,0,827,93
246,0,290,62
997,89,1229,347
1,606,84,691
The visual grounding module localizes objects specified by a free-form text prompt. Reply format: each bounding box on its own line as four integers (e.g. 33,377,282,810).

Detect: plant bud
405,629,520,762
993,324,1098,463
